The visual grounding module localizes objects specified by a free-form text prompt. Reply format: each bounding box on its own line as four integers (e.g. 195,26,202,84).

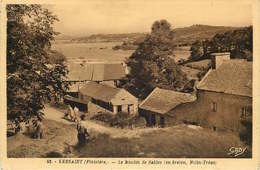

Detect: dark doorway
151,114,156,126
118,105,122,113
160,116,165,128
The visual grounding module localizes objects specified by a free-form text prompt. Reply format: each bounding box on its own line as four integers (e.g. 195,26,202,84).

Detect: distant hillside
71,33,147,43
70,25,242,46
172,25,241,45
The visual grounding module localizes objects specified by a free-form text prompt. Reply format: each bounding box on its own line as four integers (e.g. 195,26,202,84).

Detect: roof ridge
139,87,159,107
196,69,212,89
195,61,252,97
87,81,119,90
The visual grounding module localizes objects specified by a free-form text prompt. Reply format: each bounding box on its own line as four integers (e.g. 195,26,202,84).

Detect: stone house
78,81,138,115
168,53,252,134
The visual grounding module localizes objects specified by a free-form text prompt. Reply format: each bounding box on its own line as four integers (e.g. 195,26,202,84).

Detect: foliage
91,112,146,129
189,40,203,61
120,20,189,99
7,4,70,127
189,26,253,61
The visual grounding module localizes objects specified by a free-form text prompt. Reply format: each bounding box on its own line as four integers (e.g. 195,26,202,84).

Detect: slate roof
197,60,252,97
78,81,139,106
79,82,120,102
139,87,196,114
67,62,126,81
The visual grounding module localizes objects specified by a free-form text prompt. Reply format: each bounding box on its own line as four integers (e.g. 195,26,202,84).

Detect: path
43,105,163,138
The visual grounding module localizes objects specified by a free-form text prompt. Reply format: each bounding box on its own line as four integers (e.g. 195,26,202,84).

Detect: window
128,104,133,114
240,105,252,120
211,102,217,112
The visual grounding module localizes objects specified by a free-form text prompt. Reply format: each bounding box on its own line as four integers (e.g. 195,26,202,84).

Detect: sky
47,0,252,36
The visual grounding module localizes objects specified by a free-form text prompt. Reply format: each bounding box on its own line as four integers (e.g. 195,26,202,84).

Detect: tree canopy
7,4,70,127
189,26,253,61
120,20,189,99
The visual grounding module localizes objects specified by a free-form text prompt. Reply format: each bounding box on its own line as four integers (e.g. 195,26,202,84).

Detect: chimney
211,52,230,69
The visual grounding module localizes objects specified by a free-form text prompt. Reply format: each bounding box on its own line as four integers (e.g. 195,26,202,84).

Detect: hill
71,33,147,43
69,25,241,46
172,24,240,46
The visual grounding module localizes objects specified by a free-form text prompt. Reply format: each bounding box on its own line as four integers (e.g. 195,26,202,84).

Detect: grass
180,66,201,80
173,48,191,62
7,119,78,158
74,124,250,158
8,119,251,158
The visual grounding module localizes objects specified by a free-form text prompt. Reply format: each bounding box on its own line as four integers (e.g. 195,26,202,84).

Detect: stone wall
168,90,252,133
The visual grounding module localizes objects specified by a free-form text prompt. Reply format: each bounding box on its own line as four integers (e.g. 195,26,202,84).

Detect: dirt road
43,105,163,139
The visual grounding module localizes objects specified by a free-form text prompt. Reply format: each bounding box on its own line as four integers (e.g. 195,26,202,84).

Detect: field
7,106,251,158
173,46,191,62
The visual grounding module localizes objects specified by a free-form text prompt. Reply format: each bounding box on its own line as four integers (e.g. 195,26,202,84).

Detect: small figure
73,106,79,122
33,118,44,139
69,105,75,121
76,121,89,146
64,105,70,118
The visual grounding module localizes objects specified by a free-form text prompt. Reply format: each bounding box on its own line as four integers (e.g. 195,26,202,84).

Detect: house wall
167,90,252,133
112,90,138,105
112,90,139,115
112,104,138,115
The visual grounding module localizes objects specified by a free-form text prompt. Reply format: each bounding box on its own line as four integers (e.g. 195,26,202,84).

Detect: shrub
45,151,63,158
91,112,146,129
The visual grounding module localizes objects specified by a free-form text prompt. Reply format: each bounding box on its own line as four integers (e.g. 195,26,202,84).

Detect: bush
90,112,113,123
91,112,146,129
239,121,252,146
45,151,63,158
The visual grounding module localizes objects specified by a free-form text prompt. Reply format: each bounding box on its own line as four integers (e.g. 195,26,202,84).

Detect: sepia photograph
1,0,258,166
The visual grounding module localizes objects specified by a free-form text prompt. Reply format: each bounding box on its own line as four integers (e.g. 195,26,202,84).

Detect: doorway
151,114,156,126
117,105,122,113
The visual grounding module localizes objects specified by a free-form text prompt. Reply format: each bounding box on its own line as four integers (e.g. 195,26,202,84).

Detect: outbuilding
139,87,196,127
78,82,138,115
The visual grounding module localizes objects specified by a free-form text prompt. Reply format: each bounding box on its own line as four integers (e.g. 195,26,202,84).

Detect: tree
189,40,203,61
7,4,70,128
120,20,188,99
189,26,253,61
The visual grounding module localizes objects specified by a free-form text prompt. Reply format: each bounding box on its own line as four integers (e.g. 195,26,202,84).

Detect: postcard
0,0,259,169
